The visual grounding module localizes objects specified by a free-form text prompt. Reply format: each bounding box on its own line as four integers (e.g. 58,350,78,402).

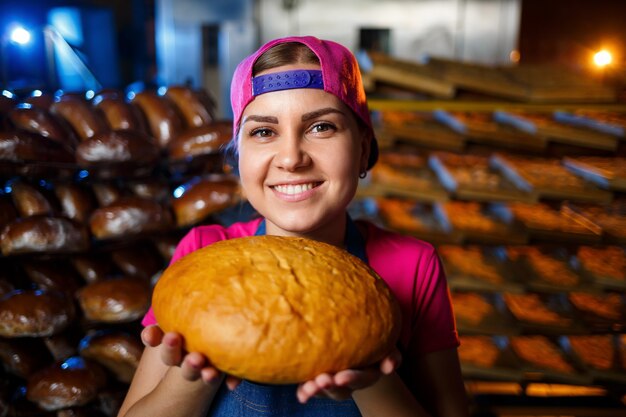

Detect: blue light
1,90,14,99
77,170,89,179
9,26,31,45
157,86,167,96
172,185,185,199
127,91,136,100
31,90,43,97
85,90,95,100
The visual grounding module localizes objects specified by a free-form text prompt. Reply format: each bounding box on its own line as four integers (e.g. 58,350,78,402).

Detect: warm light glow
509,50,520,63
9,26,31,45
593,49,612,67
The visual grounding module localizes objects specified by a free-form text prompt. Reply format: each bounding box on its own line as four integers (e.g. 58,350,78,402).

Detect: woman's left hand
296,347,402,403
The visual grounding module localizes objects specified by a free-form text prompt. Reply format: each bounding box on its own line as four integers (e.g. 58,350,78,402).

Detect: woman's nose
274,135,311,171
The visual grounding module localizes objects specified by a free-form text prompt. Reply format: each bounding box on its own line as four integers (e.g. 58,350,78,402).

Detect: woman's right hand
141,325,242,389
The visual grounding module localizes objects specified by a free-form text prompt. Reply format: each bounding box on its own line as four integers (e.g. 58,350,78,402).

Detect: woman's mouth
270,182,323,196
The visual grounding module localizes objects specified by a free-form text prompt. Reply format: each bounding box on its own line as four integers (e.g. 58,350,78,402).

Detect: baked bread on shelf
1,216,90,255
0,290,75,337
76,277,151,323
576,246,626,289
509,335,575,374
490,153,613,203
171,176,240,227
26,356,107,411
502,292,573,329
429,152,534,202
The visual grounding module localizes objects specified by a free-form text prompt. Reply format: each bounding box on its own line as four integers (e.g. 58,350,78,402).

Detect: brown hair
252,42,320,75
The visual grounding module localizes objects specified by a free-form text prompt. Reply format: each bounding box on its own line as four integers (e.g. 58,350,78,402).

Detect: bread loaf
165,86,213,128
0,290,75,337
167,121,231,161
88,197,173,239
152,235,401,383
54,183,96,223
77,277,150,323
0,130,74,165
50,96,109,141
93,96,148,133
10,181,53,217
0,216,90,255
76,129,159,167
9,106,78,148
79,330,143,383
171,177,239,226
26,356,106,411
130,91,182,148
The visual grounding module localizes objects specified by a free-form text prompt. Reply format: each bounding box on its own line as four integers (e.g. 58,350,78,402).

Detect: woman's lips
270,181,323,200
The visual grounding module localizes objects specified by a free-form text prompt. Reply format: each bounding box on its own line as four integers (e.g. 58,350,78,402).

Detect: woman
118,35,468,417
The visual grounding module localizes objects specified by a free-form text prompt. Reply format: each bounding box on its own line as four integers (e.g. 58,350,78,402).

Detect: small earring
359,171,367,179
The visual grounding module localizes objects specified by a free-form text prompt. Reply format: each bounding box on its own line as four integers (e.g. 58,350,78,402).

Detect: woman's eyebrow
302,108,345,121
243,115,278,124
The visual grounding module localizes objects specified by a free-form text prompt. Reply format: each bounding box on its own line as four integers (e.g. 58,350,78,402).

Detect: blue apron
207,215,367,417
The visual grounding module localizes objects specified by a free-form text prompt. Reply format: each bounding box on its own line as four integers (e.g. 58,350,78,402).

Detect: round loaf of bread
130,91,183,148
92,96,147,133
152,235,401,384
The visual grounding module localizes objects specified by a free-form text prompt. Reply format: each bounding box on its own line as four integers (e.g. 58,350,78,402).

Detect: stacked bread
0,86,241,416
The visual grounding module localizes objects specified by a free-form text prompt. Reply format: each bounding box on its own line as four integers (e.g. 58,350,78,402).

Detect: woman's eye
250,128,273,138
310,122,335,134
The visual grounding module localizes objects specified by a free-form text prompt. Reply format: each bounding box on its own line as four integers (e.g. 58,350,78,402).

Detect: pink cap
230,35,378,169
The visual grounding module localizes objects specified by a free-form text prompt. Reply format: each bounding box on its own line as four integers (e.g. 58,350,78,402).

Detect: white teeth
274,183,315,195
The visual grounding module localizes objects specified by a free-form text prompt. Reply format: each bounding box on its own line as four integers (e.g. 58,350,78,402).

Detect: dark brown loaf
0,130,74,164
89,197,172,239
167,121,231,160
75,129,159,166
110,246,163,280
152,235,402,384
0,338,52,378
91,183,123,207
50,97,109,141
79,330,143,383
165,85,213,128
22,259,83,294
130,91,183,148
26,356,106,411
0,290,75,337
8,106,78,148
92,96,148,133
70,255,115,284
76,277,150,323
54,183,96,223
0,216,90,255
171,177,239,226
10,181,53,217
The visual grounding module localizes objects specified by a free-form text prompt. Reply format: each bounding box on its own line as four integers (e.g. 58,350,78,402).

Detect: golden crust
153,235,401,384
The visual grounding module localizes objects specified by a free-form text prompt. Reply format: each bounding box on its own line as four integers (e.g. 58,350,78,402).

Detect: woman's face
237,64,370,238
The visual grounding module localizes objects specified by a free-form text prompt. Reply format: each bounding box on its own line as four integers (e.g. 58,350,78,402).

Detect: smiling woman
118,36,467,417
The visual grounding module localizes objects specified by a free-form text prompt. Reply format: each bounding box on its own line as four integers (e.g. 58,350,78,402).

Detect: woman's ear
359,128,372,173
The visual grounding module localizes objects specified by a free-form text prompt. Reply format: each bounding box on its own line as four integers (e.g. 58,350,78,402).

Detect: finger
225,375,242,391
160,332,183,366
180,353,206,380
297,380,321,404
314,373,334,390
334,369,378,389
380,349,402,374
201,367,221,384
141,325,164,347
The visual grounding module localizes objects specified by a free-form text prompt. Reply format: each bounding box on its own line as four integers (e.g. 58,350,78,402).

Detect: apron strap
254,214,368,264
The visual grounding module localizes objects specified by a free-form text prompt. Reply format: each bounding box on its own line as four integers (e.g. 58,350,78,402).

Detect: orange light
509,50,520,63
593,49,612,67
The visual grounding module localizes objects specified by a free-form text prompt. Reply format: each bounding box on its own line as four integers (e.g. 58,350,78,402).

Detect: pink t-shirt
143,218,459,356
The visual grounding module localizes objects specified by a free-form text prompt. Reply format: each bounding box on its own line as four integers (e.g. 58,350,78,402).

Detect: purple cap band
252,69,324,96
